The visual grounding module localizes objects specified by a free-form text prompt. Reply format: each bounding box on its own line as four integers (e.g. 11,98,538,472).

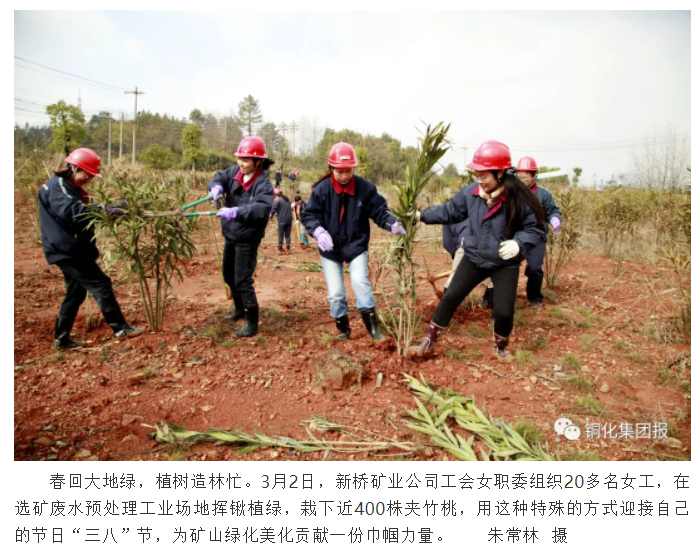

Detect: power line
14,56,127,91
15,63,126,93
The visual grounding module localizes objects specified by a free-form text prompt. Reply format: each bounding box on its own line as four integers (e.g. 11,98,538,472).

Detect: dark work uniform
271,196,293,247
207,164,273,308
38,176,119,323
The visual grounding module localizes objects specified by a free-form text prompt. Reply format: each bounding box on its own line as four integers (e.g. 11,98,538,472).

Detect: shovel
142,194,222,218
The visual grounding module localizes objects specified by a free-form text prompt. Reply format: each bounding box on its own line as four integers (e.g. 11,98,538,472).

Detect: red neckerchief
330,174,355,225
234,167,262,191
531,182,538,193
67,180,89,204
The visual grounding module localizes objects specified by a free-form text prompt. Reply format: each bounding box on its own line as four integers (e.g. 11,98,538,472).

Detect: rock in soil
310,349,364,393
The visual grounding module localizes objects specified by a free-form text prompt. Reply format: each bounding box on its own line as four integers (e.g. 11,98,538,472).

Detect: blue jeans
321,252,375,318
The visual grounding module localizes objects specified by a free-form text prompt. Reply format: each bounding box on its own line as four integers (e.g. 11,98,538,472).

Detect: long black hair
54,164,80,181
498,169,545,238
312,166,333,189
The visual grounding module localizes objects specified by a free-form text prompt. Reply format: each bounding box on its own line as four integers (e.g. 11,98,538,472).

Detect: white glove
499,240,520,260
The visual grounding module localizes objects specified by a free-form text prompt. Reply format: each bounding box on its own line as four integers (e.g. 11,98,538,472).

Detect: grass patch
657,368,672,382
514,419,544,446
541,287,558,302
627,352,647,364
549,307,570,320
143,366,158,379
579,334,599,348
466,348,483,358
296,264,323,272
467,323,488,339
562,352,582,373
612,340,630,351
201,324,232,344
567,375,593,391
320,334,333,345
679,380,691,392
530,336,549,351
574,396,605,415
513,310,526,327
562,450,601,461
220,340,236,348
618,374,629,384
297,311,309,321
445,349,464,361
514,350,533,367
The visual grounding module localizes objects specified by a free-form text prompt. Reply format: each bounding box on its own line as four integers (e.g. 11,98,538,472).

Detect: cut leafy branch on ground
403,374,556,461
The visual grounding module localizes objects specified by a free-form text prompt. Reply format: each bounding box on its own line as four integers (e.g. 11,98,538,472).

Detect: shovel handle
181,194,213,211
184,211,218,217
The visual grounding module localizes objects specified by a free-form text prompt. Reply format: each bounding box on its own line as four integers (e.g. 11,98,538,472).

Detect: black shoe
53,315,84,350
335,315,351,340
479,287,493,309
224,294,245,321
360,308,385,341
102,305,144,339
235,306,259,338
529,301,543,309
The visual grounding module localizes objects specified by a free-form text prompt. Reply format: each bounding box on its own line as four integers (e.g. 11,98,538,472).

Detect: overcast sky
14,10,690,186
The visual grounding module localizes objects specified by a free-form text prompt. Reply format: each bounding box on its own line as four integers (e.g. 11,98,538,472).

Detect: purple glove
551,217,561,234
101,200,127,216
216,207,238,220
313,227,334,252
210,185,224,202
391,221,406,235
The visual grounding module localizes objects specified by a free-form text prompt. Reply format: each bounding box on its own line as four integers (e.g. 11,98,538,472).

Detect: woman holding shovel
408,141,545,360
302,142,406,341
208,136,274,337
38,148,142,349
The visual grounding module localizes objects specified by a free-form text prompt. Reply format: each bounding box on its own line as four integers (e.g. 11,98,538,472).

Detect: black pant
223,240,260,307
278,222,292,246
433,257,520,337
55,257,119,321
525,241,546,303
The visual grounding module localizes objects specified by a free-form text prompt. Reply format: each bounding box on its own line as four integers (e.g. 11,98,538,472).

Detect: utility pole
460,145,468,171
107,116,112,165
119,113,124,160
125,87,145,165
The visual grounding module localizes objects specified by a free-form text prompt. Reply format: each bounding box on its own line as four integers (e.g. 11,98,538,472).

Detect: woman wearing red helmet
408,141,546,360
38,148,142,349
302,142,406,341
207,136,275,337
514,156,562,307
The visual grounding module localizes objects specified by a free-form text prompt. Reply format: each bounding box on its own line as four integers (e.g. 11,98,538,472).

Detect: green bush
141,144,180,170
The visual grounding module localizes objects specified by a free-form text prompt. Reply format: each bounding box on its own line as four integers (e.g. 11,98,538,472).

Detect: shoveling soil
14,215,691,461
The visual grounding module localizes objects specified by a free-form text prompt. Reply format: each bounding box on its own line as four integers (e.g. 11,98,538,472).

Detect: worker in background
292,194,310,249
514,156,562,307
270,188,293,253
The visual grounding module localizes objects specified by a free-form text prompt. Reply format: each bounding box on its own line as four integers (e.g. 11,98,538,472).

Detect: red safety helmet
516,156,538,173
65,148,102,177
328,142,358,169
468,140,512,171
235,136,268,159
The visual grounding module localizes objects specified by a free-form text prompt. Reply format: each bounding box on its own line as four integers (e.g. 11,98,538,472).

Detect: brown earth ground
15,206,691,461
